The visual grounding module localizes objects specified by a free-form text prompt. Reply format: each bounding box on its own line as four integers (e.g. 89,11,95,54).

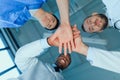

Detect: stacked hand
48,24,86,55
72,26,88,55
50,23,74,55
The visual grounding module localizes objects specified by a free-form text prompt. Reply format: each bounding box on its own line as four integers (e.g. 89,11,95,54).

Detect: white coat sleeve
87,47,120,73
15,38,50,72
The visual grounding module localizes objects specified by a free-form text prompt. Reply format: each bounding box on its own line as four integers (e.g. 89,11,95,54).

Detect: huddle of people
1,0,120,80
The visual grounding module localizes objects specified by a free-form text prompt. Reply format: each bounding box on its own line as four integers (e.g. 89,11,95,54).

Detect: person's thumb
50,32,58,41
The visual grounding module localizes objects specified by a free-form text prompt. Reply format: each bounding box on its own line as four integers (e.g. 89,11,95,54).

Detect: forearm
76,44,88,56
56,0,69,24
15,38,50,71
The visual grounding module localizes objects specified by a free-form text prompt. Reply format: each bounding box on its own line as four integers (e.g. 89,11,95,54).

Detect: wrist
60,21,70,27
78,43,88,56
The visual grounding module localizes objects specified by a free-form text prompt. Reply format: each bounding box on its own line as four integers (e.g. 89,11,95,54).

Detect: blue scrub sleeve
0,0,46,28
16,0,46,9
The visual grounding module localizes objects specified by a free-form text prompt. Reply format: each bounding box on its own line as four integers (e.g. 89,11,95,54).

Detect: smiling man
82,13,108,33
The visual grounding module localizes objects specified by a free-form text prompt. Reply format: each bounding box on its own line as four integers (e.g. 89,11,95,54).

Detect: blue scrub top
0,0,46,28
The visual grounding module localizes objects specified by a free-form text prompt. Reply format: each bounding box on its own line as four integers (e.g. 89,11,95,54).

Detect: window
0,50,15,72
0,38,5,48
0,68,19,80
0,33,20,80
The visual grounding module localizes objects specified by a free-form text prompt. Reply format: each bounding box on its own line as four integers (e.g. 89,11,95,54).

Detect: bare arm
56,0,69,24
52,0,74,55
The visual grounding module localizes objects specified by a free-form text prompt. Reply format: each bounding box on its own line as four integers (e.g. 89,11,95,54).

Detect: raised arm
56,0,69,24
52,0,74,55
15,38,50,72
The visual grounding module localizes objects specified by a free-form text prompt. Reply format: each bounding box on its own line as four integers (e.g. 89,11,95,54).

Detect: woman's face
39,12,57,30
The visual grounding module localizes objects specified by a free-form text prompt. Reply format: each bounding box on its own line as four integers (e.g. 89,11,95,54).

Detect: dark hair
55,54,71,70
45,14,60,30
81,24,86,32
96,14,108,30
81,13,108,32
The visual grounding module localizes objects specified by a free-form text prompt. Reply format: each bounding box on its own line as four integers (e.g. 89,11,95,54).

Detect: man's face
83,15,106,33
55,54,71,70
40,12,57,30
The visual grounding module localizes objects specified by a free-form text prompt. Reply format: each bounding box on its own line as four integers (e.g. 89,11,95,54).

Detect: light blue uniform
87,47,120,73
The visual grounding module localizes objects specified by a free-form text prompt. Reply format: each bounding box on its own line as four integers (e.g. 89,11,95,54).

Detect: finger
59,42,63,54
68,42,72,53
73,31,80,35
50,28,60,41
73,34,80,39
70,39,75,49
50,33,57,41
73,31,80,38
72,26,76,31
64,43,67,56
73,34,80,38
72,25,79,33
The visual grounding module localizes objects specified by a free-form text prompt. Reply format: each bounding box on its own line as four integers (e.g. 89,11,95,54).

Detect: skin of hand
48,25,80,53
72,26,88,56
53,0,74,55
51,23,74,55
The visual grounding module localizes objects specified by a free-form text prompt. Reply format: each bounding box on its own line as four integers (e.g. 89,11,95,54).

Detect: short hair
96,14,108,30
81,24,86,32
45,14,60,30
55,53,71,70
81,13,108,32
